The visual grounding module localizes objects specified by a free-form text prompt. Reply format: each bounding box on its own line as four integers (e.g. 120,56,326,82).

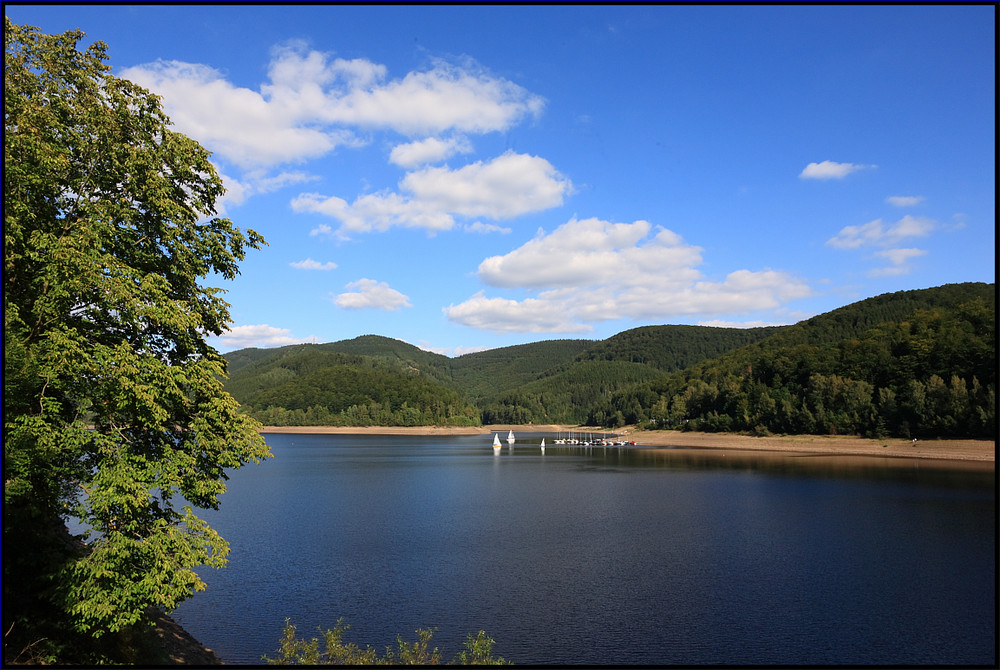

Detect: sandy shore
260,425,995,463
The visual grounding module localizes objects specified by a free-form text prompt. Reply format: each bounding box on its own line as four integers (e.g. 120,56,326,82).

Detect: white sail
493,433,501,448
540,438,545,454
507,430,515,445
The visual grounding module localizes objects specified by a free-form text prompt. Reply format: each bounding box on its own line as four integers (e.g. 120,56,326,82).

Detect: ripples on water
170,434,995,666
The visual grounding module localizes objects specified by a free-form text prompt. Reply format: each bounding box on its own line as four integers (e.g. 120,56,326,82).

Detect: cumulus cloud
295,191,455,235
290,258,338,270
827,215,937,276
886,195,925,207
799,160,874,180
867,248,928,277
874,248,927,266
333,279,411,310
217,168,317,214
121,46,543,170
311,55,545,135
403,152,571,218
294,152,572,235
389,136,473,168
444,217,812,333
825,215,935,249
445,291,594,333
215,324,320,350
309,223,335,237
475,218,697,290
120,60,353,169
464,222,512,234
122,43,558,235
251,170,319,193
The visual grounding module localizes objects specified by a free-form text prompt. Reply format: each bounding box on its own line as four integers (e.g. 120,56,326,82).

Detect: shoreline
259,425,995,464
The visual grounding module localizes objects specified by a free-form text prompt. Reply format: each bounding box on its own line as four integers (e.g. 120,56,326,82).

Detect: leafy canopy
3,18,269,659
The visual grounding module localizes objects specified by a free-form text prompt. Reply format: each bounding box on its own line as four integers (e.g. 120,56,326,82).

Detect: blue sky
7,4,995,355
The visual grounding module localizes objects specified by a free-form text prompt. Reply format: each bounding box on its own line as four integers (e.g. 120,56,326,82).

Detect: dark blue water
170,434,995,666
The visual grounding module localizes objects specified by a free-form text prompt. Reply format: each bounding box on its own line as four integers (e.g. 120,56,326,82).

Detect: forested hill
223,326,779,426
576,324,785,370
465,327,784,425
448,339,593,403
590,282,996,438
223,282,995,438
222,338,475,427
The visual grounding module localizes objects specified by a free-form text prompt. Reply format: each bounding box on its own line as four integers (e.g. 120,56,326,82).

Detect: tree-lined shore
230,283,996,442
260,424,995,463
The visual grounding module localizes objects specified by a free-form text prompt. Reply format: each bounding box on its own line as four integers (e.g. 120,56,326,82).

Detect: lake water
170,433,995,666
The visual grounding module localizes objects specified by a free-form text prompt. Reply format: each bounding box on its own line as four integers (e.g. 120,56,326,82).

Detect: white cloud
121,60,353,169
826,215,936,249
216,324,320,350
444,291,594,333
403,152,572,218
444,217,812,334
825,220,884,249
464,222,512,234
874,248,927,266
290,258,338,270
295,191,456,235
867,247,927,276
828,216,937,276
122,46,542,170
215,170,250,215
312,55,545,135
389,136,473,168
886,195,925,207
799,160,874,180
294,152,571,236
217,168,317,214
123,44,558,237
416,341,492,357
475,218,697,290
333,279,411,310
309,223,335,236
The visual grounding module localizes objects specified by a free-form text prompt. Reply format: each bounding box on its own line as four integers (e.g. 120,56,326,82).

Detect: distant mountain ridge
223,282,995,438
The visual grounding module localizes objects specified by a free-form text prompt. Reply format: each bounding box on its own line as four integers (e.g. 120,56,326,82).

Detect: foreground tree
4,19,269,662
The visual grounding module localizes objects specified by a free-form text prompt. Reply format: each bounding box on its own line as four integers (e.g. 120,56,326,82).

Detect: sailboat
507,430,515,445
492,433,501,451
540,438,545,454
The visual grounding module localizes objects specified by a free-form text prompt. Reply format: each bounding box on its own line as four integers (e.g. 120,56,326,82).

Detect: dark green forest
224,341,478,427
224,283,996,439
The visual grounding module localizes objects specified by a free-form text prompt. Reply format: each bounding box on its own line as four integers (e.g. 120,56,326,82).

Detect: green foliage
577,324,785,370
452,631,509,666
614,284,996,439
443,326,785,425
266,618,380,665
482,360,664,425
225,284,994,439
225,326,779,427
265,619,509,665
449,339,593,404
4,19,269,663
224,342,480,427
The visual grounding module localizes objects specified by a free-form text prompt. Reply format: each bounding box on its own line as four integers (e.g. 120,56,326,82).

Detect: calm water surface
170,434,995,666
